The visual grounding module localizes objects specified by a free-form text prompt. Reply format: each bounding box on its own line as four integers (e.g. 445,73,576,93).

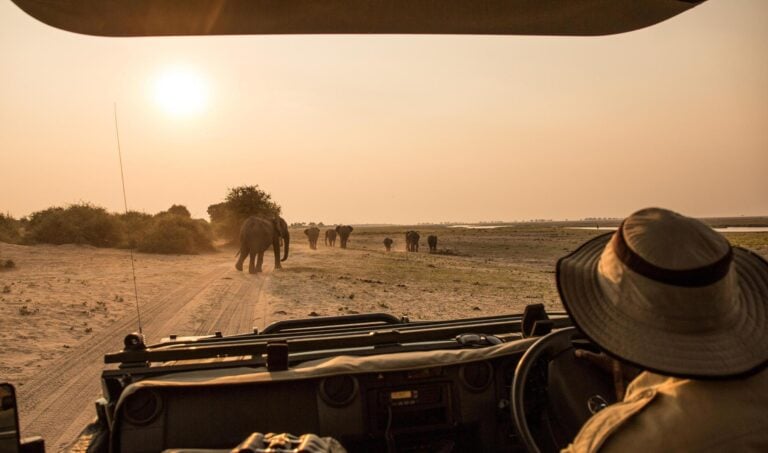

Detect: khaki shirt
562,368,768,453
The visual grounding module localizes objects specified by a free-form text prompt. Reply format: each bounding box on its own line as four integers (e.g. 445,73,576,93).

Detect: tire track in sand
193,272,266,336
17,263,272,452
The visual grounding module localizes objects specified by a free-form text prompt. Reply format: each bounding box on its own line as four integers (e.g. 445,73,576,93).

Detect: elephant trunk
281,227,290,261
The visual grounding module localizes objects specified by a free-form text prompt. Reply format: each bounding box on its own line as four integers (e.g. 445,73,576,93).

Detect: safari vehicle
2,0,740,452
8,308,606,453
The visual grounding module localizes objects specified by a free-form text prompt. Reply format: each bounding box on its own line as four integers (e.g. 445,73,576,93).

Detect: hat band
613,222,733,288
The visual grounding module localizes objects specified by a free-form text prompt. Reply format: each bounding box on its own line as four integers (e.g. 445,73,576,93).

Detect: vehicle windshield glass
0,0,766,394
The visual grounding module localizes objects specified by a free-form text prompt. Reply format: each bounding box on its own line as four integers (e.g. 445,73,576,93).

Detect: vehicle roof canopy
12,0,706,37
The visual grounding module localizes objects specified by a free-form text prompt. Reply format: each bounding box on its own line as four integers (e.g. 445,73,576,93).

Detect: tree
166,204,192,218
224,186,281,218
208,185,282,242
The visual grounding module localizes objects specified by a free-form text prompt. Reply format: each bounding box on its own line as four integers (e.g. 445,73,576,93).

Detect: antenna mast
113,102,143,335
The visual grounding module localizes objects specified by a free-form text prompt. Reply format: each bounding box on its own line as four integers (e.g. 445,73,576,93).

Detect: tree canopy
207,185,282,241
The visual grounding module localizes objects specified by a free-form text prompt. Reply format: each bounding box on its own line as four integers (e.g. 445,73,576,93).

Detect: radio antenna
113,102,143,335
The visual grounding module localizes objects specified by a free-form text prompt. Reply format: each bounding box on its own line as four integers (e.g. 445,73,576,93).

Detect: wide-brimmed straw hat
557,207,768,379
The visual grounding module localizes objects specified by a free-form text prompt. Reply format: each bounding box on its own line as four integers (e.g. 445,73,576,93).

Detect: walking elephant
235,216,289,274
325,229,337,247
427,235,438,253
383,237,393,252
405,231,420,252
335,225,354,249
304,227,320,250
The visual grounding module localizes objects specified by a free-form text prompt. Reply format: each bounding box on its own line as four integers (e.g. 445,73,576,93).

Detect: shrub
0,213,22,243
137,214,214,254
27,204,123,247
116,211,153,248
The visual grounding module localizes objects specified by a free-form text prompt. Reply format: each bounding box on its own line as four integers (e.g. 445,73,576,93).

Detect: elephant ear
349,226,354,232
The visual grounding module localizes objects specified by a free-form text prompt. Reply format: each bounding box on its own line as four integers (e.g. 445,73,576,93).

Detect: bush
27,204,123,247
0,213,22,243
137,214,214,254
18,202,215,254
116,211,153,248
208,185,282,242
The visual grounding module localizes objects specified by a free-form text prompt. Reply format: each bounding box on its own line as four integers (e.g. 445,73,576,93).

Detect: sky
1,0,767,225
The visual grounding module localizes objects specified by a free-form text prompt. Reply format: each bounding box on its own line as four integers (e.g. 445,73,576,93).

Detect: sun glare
153,68,208,117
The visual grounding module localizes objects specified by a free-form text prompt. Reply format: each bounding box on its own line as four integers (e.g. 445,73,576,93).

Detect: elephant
427,235,438,253
405,230,420,252
335,225,354,249
325,229,337,247
383,237,393,252
235,216,289,274
304,227,320,250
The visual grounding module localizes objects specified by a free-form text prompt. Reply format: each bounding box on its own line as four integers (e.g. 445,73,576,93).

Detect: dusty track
16,263,272,452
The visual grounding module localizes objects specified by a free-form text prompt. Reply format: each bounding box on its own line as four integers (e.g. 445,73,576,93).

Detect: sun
153,68,208,117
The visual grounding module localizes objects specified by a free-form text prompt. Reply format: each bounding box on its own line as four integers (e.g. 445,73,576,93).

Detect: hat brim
557,233,768,379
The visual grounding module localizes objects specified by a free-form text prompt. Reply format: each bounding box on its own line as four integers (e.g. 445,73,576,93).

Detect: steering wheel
511,328,617,453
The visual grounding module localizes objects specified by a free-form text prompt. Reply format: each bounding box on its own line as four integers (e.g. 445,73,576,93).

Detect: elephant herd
303,225,354,250
235,215,438,274
401,231,438,253
304,225,354,250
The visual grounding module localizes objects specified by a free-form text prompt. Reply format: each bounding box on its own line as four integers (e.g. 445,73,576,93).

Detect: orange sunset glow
0,0,766,224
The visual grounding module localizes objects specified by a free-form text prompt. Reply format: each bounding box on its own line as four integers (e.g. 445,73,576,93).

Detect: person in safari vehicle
559,207,768,452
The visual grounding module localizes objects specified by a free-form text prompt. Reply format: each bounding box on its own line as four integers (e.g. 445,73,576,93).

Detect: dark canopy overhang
11,0,707,37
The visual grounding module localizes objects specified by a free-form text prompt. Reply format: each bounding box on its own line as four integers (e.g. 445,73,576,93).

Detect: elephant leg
236,246,248,271
256,251,265,273
248,250,257,274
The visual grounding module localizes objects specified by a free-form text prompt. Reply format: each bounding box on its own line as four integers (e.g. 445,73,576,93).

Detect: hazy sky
1,1,767,224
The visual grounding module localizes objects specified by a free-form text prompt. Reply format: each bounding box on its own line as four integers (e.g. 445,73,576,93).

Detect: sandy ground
0,244,229,385
0,226,766,451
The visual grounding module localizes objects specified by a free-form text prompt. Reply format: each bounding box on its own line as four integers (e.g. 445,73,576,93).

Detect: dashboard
116,353,527,452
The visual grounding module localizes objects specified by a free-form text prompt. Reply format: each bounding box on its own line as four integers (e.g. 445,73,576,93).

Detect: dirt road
15,262,273,452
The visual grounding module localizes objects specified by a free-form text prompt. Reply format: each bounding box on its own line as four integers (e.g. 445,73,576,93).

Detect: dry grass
266,225,768,323
267,226,608,322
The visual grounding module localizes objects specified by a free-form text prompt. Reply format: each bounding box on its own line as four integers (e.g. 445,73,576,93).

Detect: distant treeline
0,185,285,254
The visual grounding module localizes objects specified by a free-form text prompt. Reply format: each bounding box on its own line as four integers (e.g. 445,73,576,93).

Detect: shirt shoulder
564,369,768,453
561,374,659,453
